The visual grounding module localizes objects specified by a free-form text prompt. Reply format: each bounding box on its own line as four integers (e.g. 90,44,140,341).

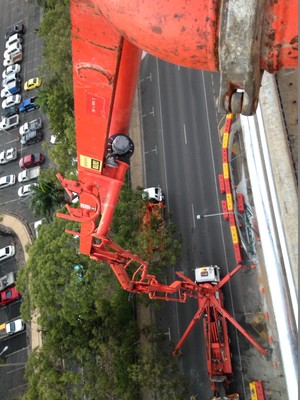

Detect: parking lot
0,1,47,397
0,0,51,224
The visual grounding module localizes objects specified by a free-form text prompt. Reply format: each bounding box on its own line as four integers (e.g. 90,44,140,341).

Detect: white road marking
183,123,187,144
0,198,20,205
149,106,155,117
191,203,196,228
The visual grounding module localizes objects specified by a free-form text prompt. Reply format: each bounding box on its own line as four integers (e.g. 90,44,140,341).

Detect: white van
4,42,22,58
143,187,165,203
5,33,22,49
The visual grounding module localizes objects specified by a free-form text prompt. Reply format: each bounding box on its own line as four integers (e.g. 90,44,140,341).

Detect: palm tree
29,177,65,217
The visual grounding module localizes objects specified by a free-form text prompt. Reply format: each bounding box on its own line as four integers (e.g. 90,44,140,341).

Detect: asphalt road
139,55,268,398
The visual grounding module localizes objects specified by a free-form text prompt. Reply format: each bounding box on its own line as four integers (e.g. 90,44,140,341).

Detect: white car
0,147,17,164
0,114,19,131
0,245,15,262
4,44,22,60
3,57,14,68
2,72,19,87
0,87,10,98
18,182,38,197
2,94,21,109
5,318,25,334
0,174,16,189
2,64,21,79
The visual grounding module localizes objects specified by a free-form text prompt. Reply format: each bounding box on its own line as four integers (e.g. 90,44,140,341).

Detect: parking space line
7,366,25,375
0,139,19,147
0,198,21,205
5,347,28,358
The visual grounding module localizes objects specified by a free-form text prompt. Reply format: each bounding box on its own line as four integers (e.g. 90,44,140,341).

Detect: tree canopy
17,183,184,399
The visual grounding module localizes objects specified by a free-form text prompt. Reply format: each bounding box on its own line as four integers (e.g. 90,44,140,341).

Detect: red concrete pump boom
98,0,297,115
56,0,298,393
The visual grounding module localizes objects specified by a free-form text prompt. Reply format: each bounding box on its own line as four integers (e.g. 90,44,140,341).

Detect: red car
0,286,21,306
19,152,44,168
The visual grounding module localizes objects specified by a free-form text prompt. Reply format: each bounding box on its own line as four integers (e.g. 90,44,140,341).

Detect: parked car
0,147,18,164
24,77,42,91
2,94,21,109
1,106,18,118
4,42,22,59
6,79,21,95
1,87,10,98
5,23,25,40
0,245,15,262
2,72,20,87
3,52,22,68
0,272,15,291
5,318,25,335
20,130,43,146
2,64,21,79
19,97,39,113
19,118,42,136
5,33,22,49
18,183,38,197
0,287,21,306
0,114,19,131
18,166,40,183
0,175,16,189
19,153,44,168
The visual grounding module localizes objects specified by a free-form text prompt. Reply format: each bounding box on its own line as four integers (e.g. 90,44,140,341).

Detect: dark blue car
19,97,39,113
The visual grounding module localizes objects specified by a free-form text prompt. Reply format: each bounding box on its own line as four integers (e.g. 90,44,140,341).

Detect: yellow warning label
230,226,239,244
79,155,102,171
226,193,233,210
222,132,229,148
223,163,229,179
249,382,258,400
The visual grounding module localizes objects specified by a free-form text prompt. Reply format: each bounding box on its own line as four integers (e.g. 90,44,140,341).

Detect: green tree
35,0,76,176
23,347,83,400
111,184,181,277
128,330,188,400
17,215,139,399
29,168,66,217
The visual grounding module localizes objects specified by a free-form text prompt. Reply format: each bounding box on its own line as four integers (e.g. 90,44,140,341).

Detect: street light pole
0,346,8,356
196,212,234,219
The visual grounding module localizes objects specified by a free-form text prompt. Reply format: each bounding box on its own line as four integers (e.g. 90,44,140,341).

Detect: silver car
0,147,17,164
0,174,16,188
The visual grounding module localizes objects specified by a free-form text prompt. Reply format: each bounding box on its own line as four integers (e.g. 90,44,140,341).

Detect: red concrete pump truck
57,0,297,394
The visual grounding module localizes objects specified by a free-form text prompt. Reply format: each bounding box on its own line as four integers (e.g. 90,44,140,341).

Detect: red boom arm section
57,0,268,391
